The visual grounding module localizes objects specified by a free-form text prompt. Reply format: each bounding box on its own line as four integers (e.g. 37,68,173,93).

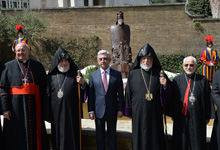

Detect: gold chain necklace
141,68,153,101
57,71,69,98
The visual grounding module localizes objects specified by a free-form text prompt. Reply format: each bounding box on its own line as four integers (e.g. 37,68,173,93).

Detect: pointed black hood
131,43,162,70
48,47,78,74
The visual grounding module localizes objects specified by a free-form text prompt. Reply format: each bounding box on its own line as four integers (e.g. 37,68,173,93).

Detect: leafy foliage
0,9,46,45
158,53,220,76
41,36,100,70
188,0,212,17
0,10,100,71
158,54,203,74
83,66,98,83
150,0,212,18
194,21,204,32
0,12,6,43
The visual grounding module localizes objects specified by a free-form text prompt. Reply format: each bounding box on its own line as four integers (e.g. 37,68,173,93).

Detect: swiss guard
12,25,30,52
200,35,219,86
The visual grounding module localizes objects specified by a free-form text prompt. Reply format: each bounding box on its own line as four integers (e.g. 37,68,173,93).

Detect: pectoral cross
23,77,27,85
146,91,153,101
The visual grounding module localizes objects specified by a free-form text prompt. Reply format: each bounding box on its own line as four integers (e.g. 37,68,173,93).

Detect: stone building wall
2,4,220,64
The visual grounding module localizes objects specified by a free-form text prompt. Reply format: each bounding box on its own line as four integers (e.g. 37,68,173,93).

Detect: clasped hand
3,110,11,120
76,76,85,85
159,77,167,87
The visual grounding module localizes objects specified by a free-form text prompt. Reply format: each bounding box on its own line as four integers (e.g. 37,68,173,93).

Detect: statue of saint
110,11,132,78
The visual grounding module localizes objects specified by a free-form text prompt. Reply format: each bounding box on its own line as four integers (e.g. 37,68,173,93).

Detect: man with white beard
46,47,88,150
125,43,172,150
172,56,214,150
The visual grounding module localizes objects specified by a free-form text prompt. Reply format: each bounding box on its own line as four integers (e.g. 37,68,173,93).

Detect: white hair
97,50,111,60
15,43,29,50
183,56,197,64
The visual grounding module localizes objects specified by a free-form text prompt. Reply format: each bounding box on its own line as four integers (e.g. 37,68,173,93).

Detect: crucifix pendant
23,77,27,85
146,91,153,101
189,93,196,103
57,89,63,98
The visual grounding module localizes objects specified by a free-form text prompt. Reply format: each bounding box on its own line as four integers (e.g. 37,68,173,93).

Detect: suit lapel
108,68,114,93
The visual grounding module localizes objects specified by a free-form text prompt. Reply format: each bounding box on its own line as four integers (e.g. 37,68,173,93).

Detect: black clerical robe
172,73,213,150
0,59,50,150
47,67,87,150
210,70,220,150
0,62,2,148
125,67,172,150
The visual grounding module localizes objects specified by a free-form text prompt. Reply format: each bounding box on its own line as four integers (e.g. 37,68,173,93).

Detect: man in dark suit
88,50,124,150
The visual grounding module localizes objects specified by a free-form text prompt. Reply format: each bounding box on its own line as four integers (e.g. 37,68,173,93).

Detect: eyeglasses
99,57,108,61
184,64,194,67
16,49,27,53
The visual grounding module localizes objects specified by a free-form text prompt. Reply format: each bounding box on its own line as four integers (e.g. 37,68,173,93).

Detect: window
2,1,7,8
84,0,88,6
13,1,18,8
93,0,105,6
10,1,12,8
93,0,98,5
23,2,28,8
20,2,23,8
1,0,30,9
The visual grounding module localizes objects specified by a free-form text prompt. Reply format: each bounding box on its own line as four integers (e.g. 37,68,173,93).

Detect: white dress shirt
100,67,110,86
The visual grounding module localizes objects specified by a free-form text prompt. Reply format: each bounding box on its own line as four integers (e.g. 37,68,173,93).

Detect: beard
57,65,70,73
140,63,152,71
185,70,196,76
118,18,123,25
184,67,196,75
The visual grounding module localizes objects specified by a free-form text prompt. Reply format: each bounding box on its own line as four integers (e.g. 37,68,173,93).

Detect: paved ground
0,101,214,142
81,102,214,140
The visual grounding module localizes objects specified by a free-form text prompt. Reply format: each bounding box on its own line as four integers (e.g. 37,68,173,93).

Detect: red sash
182,79,191,115
10,83,42,150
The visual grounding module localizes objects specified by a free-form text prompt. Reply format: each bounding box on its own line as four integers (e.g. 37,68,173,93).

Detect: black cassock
172,73,214,150
0,61,3,148
47,47,87,150
210,70,220,150
125,67,171,150
0,59,50,150
125,43,172,150
47,68,87,150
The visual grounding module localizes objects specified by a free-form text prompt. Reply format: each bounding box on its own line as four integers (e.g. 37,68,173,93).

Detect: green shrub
188,0,212,17
0,12,6,43
0,9,46,45
83,66,98,83
158,54,203,74
158,53,220,77
215,62,220,70
158,54,186,73
169,76,175,81
0,10,100,70
41,36,100,70
197,64,203,74
194,21,204,32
